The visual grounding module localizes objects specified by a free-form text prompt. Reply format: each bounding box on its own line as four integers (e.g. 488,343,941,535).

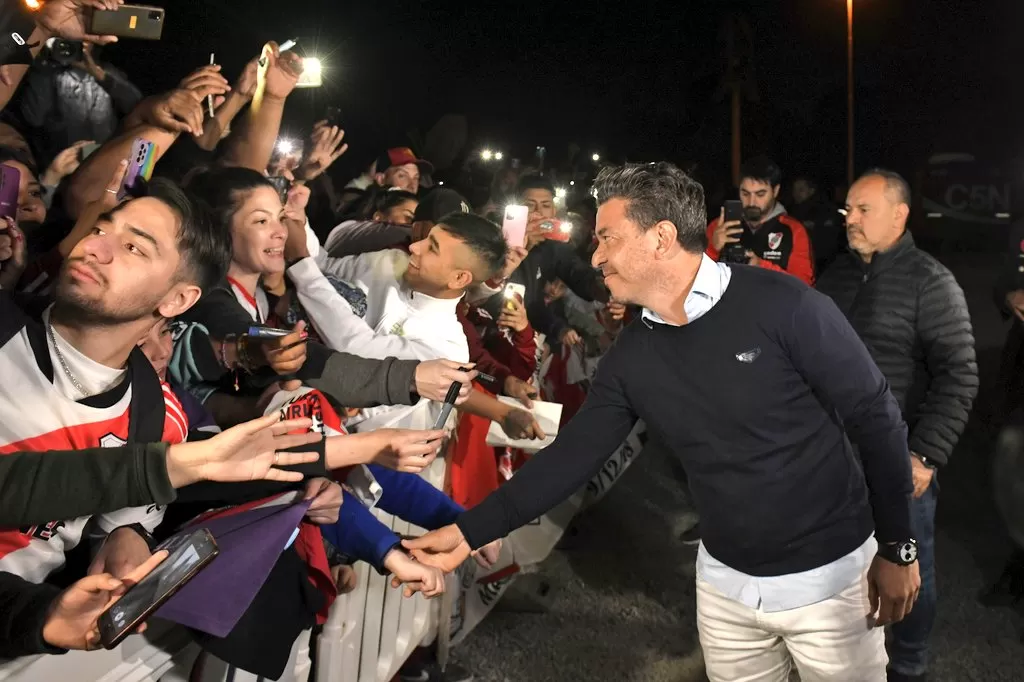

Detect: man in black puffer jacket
817,169,978,682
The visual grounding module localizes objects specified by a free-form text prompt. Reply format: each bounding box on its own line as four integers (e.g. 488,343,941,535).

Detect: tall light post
846,0,855,186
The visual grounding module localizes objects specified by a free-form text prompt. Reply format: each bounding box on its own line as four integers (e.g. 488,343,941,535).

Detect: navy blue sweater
458,265,914,576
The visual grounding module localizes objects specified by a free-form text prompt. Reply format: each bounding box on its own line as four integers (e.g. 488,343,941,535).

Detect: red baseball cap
378,147,433,176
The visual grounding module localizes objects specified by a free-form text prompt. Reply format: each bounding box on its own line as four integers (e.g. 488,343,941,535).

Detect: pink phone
118,138,157,201
0,165,20,221
501,205,528,248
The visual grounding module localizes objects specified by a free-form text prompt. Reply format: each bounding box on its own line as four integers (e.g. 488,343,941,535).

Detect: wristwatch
877,538,918,566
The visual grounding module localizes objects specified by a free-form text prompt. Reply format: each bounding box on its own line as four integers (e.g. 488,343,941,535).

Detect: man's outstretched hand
402,524,473,574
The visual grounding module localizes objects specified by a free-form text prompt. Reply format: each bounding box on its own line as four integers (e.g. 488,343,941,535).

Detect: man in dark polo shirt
404,162,920,681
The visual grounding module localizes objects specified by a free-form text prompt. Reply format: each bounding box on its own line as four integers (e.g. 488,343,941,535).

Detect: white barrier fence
0,409,647,682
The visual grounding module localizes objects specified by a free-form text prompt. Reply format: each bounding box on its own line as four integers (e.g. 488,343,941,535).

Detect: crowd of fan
2,3,1021,682
0,1,618,678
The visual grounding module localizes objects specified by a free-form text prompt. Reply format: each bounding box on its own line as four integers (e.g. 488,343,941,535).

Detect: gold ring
273,452,280,465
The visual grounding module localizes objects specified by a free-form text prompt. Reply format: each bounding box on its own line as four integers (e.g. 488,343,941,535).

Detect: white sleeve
287,257,456,361
94,504,165,534
317,251,366,282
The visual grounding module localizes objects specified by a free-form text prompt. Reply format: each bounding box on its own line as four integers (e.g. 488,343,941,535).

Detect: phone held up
118,138,157,201
720,199,748,264
90,5,166,41
501,205,528,248
0,165,20,222
98,528,219,649
503,282,526,311
539,218,572,243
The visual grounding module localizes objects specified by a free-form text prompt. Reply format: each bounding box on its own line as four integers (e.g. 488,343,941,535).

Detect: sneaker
679,522,701,546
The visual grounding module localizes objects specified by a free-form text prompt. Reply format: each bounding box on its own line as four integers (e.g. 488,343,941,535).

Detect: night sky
108,0,1021,195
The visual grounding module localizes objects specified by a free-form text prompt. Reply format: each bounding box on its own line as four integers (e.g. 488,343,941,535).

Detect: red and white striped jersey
0,302,188,583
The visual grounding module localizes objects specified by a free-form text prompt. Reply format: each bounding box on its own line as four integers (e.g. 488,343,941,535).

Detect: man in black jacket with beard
816,169,978,682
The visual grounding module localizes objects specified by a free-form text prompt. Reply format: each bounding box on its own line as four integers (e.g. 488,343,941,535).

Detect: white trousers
696,569,887,682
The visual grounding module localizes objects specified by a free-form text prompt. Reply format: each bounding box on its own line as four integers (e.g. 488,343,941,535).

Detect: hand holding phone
98,529,218,649
0,165,20,221
90,5,166,41
41,551,169,652
539,219,572,243
118,138,156,201
501,205,528,248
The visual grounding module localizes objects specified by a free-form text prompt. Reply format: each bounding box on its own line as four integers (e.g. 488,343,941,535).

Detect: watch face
898,541,918,564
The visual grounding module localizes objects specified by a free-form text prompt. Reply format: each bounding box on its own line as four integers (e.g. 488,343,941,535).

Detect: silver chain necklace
47,322,86,397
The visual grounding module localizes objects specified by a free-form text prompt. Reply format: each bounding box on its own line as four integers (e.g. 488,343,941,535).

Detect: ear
374,173,386,186
771,184,781,200
157,283,202,319
653,220,678,257
450,269,472,290
894,202,910,225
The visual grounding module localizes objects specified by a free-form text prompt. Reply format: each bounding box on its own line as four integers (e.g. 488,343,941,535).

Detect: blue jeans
887,476,938,676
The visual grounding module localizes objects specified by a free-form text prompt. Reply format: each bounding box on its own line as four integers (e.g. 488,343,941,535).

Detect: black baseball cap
414,188,471,224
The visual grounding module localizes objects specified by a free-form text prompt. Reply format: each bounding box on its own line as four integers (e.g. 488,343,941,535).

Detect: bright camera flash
494,152,504,161
555,187,567,199
276,139,295,155
592,153,601,162
480,149,493,161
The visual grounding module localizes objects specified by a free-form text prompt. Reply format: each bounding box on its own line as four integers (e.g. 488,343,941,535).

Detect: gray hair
591,162,708,253
860,168,911,207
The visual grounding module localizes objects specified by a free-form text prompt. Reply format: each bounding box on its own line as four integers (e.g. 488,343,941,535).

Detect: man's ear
450,269,472,291
772,184,781,200
654,220,679,257
894,202,910,224
157,283,202,319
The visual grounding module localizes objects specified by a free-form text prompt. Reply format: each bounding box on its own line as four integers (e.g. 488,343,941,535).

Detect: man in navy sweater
405,162,920,681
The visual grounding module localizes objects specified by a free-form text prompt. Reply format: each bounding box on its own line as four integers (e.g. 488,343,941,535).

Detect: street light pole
846,0,855,186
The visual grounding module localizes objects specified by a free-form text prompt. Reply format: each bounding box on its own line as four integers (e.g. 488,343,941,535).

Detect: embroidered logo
735,347,761,363
100,433,128,448
767,232,783,250
389,321,406,337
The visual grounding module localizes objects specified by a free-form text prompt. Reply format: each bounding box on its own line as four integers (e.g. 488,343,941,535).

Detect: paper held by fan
485,396,562,452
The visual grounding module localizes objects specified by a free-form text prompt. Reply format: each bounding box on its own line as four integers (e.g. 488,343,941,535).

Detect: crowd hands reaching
0,1,626,667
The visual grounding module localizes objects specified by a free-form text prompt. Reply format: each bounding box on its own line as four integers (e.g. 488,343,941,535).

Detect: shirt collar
641,254,728,327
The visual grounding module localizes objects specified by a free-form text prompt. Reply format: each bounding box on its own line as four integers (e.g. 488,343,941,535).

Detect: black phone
723,199,743,223
90,5,165,41
324,105,342,128
267,175,291,202
98,528,218,649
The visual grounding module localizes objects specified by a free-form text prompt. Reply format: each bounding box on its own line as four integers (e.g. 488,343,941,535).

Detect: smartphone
539,219,571,243
346,464,383,509
501,205,528,248
267,176,291,202
90,5,165,41
0,165,20,221
504,282,526,310
324,105,342,128
118,138,157,201
723,199,743,223
98,528,218,649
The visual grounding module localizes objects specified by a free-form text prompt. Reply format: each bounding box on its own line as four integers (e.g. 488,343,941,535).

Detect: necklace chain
47,322,86,397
